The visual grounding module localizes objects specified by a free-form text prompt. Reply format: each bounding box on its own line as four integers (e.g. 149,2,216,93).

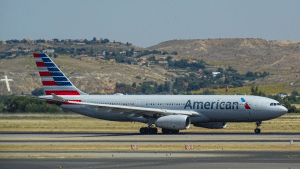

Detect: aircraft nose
280,106,288,115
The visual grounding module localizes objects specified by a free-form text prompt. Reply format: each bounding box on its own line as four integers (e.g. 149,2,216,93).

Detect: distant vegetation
0,37,133,59
0,95,67,113
115,65,268,95
191,84,292,95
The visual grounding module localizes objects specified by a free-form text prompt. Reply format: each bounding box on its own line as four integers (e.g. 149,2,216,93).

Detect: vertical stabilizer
33,53,87,95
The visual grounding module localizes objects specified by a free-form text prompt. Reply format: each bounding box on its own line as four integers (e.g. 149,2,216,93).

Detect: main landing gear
139,127,180,134
254,121,262,134
140,127,158,134
162,128,179,134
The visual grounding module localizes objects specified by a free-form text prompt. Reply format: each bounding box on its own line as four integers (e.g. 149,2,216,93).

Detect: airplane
34,53,288,134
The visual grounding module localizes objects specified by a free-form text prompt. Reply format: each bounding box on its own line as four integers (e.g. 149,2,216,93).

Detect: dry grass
0,114,300,133
291,104,300,109
1,144,299,152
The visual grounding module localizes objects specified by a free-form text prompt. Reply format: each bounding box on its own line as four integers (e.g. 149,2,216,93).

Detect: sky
0,0,299,47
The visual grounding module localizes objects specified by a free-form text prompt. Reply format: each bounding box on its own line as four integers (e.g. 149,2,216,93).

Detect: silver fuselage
44,95,287,124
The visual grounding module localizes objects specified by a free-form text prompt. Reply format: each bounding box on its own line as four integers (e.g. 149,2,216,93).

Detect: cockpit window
270,103,274,106
270,103,281,106
277,103,281,105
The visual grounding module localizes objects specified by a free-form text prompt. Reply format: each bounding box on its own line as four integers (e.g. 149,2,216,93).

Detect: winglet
51,93,65,102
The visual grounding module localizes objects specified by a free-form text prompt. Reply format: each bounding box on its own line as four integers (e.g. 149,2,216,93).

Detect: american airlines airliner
34,53,287,134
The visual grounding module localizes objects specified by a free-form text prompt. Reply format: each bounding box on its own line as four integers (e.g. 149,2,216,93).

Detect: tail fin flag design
33,53,87,95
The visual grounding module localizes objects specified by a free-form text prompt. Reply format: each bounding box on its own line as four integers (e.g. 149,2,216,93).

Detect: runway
0,132,299,142
1,151,300,169
1,132,300,168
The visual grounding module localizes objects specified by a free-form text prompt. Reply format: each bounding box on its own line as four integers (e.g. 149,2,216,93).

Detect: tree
53,38,59,43
132,82,137,88
217,68,223,73
0,105,5,112
103,39,110,43
158,84,164,93
89,48,94,55
31,88,45,96
171,51,178,55
115,55,125,63
166,56,173,62
163,82,170,92
147,56,156,61
161,51,169,55
226,66,236,73
224,77,230,84
292,91,299,96
251,86,258,95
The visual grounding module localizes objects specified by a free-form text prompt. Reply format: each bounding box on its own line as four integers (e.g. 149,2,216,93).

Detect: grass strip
0,116,300,133
1,144,300,151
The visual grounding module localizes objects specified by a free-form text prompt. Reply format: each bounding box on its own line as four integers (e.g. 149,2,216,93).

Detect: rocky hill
0,55,174,95
1,38,300,95
147,38,300,90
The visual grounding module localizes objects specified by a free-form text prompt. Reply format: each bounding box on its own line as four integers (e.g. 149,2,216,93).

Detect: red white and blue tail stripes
34,53,86,95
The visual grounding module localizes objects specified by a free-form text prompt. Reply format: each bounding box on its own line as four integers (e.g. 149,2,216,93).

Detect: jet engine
193,122,227,129
155,115,191,130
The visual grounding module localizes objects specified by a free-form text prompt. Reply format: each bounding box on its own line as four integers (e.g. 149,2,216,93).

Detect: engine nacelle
194,122,227,129
155,115,191,130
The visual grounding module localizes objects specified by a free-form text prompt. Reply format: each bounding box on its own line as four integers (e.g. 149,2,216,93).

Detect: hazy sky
0,0,299,47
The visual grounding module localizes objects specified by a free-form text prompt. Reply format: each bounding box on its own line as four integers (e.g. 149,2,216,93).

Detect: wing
51,94,199,117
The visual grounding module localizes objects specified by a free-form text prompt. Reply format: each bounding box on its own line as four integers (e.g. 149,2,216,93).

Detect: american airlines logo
184,100,239,110
184,98,251,110
241,98,251,109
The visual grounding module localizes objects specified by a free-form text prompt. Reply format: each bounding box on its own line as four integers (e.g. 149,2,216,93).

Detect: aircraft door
136,100,141,107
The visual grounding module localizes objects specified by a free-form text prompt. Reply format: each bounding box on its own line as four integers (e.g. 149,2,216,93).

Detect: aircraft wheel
149,128,158,134
139,128,144,134
171,129,179,134
162,128,179,134
140,127,149,134
254,128,261,134
162,128,170,134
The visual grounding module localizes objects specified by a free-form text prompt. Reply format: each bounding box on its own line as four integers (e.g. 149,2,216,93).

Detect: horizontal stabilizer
51,93,65,102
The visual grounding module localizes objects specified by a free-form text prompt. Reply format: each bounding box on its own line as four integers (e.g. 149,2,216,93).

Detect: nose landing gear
254,121,262,134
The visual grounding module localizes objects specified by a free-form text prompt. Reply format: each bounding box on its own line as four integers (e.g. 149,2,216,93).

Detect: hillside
0,55,174,95
1,38,300,95
147,38,300,90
